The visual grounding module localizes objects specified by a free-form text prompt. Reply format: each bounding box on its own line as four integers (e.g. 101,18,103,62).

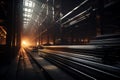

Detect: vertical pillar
47,30,49,45
54,0,61,44
96,0,104,35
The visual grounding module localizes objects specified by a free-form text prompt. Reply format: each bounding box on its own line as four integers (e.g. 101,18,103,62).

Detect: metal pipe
56,0,88,22
62,7,92,25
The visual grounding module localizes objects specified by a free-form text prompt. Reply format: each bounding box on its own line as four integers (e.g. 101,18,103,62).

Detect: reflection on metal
104,0,119,8
44,45,100,50
64,13,90,27
57,0,88,22
62,7,91,26
43,65,58,70
0,26,7,45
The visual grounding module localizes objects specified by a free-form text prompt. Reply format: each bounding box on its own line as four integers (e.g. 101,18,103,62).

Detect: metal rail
26,48,75,80
25,49,54,80
39,50,120,80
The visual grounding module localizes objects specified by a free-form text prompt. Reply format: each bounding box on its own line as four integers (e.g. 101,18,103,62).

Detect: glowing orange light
36,42,39,46
22,40,29,47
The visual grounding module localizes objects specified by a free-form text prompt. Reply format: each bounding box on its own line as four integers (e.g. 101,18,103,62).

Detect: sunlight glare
22,40,29,47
